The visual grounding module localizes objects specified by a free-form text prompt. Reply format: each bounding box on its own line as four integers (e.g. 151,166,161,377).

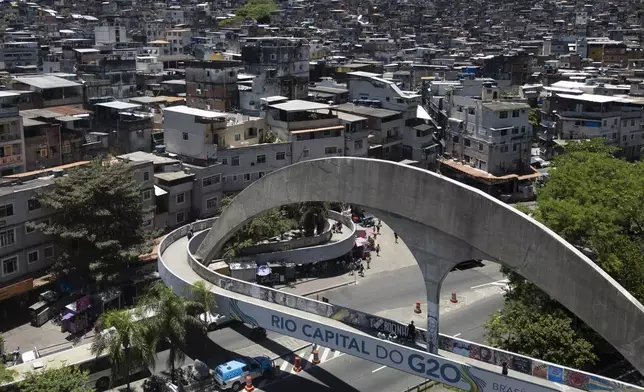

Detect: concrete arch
196,157,644,373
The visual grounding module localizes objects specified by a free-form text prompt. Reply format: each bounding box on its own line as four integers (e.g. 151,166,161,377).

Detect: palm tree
187,280,217,330
139,282,203,383
91,309,157,391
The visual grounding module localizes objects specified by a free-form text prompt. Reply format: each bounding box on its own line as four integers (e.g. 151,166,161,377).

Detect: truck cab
213,356,274,391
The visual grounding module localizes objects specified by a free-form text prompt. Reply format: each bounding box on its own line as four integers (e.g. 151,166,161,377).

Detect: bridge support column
424,280,441,355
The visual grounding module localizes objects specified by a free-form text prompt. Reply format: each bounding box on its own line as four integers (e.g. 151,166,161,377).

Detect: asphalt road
250,262,506,392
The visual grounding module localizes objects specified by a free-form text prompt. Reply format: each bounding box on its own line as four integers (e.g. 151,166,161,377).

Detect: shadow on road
262,356,361,392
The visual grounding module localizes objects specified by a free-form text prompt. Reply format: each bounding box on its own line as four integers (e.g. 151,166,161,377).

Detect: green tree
487,141,644,369
222,208,296,257
485,302,596,368
0,364,16,384
219,0,278,26
20,366,93,392
32,161,151,290
187,280,218,329
528,108,540,127
91,309,157,390
139,282,203,383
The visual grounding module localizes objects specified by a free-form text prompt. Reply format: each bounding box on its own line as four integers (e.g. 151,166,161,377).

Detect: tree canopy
485,138,644,370
33,161,151,291
20,366,93,392
219,0,278,26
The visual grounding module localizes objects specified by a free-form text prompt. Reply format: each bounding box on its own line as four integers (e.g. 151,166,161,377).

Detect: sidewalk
277,218,417,297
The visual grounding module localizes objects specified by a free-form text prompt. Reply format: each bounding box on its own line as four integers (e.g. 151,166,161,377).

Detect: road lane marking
470,279,509,289
454,333,461,337
333,350,344,358
372,365,387,373
320,347,332,362
280,360,290,371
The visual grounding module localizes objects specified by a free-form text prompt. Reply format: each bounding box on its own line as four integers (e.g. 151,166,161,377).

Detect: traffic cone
414,301,422,313
312,349,320,364
451,291,458,303
293,355,302,372
244,375,254,391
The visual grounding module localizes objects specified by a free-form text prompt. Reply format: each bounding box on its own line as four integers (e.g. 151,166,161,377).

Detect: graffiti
427,302,439,354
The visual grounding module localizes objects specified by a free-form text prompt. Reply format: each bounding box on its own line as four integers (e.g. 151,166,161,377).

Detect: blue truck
213,356,275,391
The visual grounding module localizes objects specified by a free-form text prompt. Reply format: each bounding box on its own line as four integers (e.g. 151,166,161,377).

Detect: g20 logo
408,354,461,383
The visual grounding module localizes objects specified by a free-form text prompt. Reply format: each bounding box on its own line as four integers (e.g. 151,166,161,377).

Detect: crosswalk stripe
334,350,344,358
320,347,332,362
280,359,291,371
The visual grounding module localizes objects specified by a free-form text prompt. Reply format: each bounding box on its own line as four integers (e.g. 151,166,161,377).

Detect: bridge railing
159,220,644,392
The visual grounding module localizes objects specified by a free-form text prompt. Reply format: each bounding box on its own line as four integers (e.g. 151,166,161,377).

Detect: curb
300,280,355,296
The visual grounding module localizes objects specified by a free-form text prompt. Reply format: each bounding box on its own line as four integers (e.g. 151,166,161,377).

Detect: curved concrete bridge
196,157,644,374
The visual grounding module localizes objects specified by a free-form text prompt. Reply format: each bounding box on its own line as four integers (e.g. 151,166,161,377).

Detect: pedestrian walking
376,243,380,256
366,253,371,269
394,232,399,243
376,219,381,234
358,262,365,277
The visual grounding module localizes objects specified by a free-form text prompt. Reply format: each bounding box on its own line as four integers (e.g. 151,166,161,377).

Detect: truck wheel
95,377,110,391
232,381,241,391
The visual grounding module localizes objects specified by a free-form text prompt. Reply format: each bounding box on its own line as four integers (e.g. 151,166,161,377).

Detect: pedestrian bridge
158,158,644,392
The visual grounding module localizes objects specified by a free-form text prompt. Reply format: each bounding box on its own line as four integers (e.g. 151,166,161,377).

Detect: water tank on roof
155,145,166,154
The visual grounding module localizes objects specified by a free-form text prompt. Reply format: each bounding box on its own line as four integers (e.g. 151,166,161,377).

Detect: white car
199,312,234,331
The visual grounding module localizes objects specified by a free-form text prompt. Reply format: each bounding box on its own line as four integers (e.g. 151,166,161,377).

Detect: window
222,176,227,182
221,158,228,165
2,256,18,276
302,149,310,157
202,174,221,187
143,171,150,181
324,146,338,155
478,143,483,151
44,246,54,259
513,143,519,152
512,127,519,134
25,222,35,234
512,110,520,118
142,190,151,201
182,132,189,140
500,144,509,153
39,148,48,157
176,193,185,204
243,173,251,182
234,134,241,141
521,126,526,133
452,135,459,143
0,203,14,218
632,119,636,126
0,229,15,247
499,111,508,119
457,106,463,112
500,129,508,136
28,198,41,211
256,154,266,164
276,151,285,160
206,197,218,210
176,212,185,224
354,140,363,150
464,139,471,147
468,107,475,115
248,127,257,137
258,171,265,178
622,135,627,142
231,156,240,166
28,250,38,264
232,175,238,181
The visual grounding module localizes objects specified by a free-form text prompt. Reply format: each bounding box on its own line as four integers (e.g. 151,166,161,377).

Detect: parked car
199,312,235,331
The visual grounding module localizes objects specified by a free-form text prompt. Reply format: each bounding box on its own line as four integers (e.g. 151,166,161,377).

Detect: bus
1,307,157,392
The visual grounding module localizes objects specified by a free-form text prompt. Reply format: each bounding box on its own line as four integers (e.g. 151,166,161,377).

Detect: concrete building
11,76,84,109
93,101,154,154
240,37,310,110
185,60,241,112
94,24,128,45
0,42,38,71
444,85,532,177
0,92,25,176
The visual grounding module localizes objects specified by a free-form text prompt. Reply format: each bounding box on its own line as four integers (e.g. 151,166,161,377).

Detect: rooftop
155,171,194,182
13,76,82,89
95,101,142,110
163,105,228,118
270,100,332,112
555,93,618,103
482,101,531,111
118,151,181,166
335,103,401,118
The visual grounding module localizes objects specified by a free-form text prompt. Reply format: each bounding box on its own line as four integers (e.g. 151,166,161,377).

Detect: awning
355,237,369,247
62,312,74,321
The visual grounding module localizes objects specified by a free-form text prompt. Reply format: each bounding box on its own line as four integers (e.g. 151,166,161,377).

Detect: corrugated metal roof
14,76,81,89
